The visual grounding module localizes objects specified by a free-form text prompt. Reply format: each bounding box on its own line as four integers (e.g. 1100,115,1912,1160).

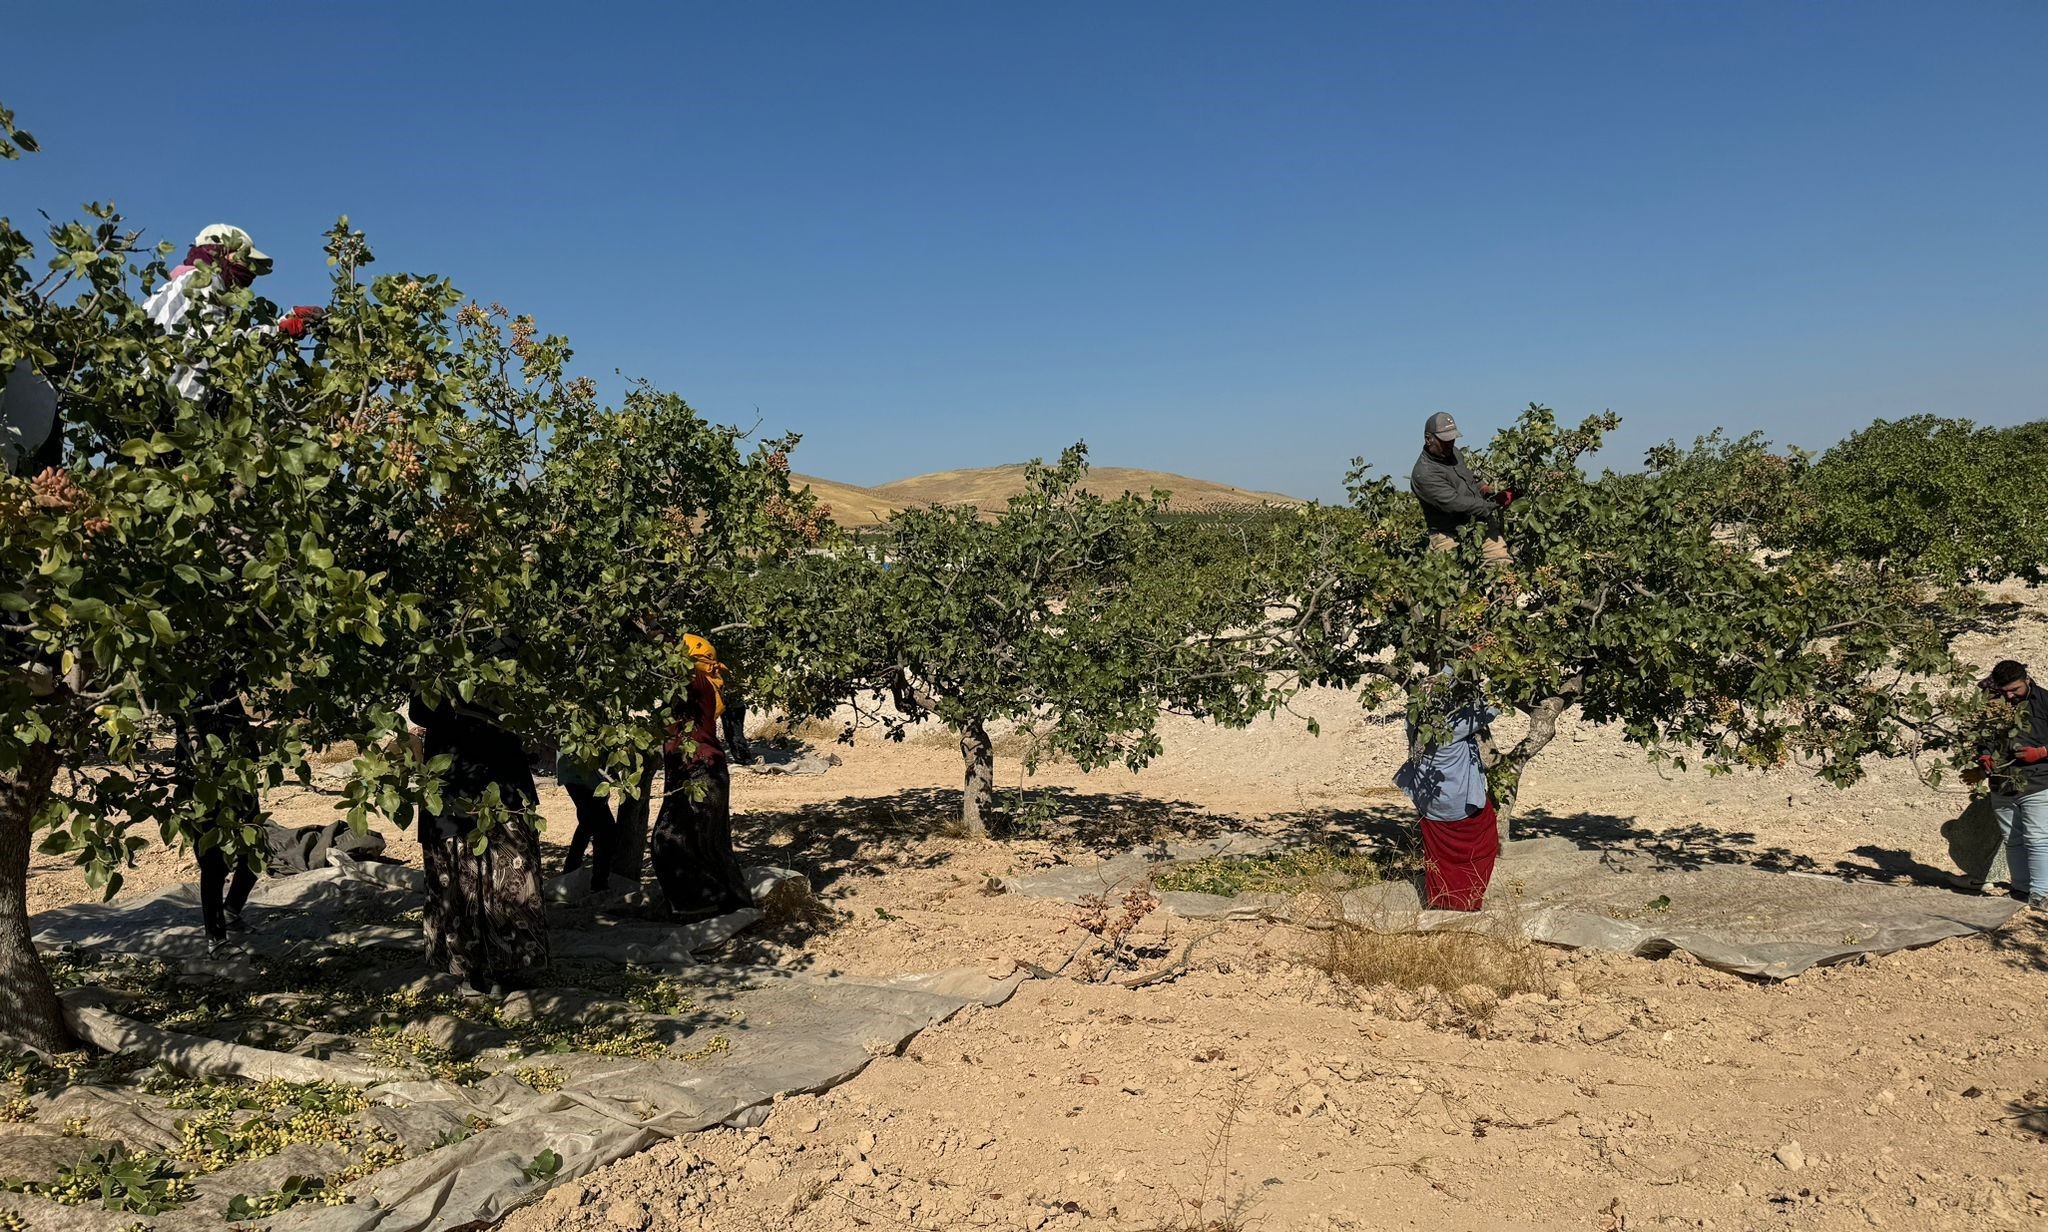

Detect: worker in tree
136,233,319,954
1410,412,1511,566
1965,659,2048,909
649,633,753,922
142,224,324,400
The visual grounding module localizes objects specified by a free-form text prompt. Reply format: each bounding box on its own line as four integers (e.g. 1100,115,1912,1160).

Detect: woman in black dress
648,635,752,922
410,694,549,989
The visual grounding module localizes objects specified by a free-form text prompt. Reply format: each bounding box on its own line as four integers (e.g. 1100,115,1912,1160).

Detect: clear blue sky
8,2,2044,499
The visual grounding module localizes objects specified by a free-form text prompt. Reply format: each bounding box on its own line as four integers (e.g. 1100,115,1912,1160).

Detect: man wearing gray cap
1411,412,1511,566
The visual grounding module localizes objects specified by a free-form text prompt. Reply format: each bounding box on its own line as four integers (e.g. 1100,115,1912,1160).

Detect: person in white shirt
139,226,323,953
141,224,323,400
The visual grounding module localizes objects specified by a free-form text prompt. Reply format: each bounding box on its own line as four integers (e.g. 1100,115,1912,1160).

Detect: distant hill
872,464,1302,513
789,475,901,526
792,465,1302,526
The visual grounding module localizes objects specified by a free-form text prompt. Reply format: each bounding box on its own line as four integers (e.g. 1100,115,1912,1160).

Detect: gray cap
1424,412,1461,441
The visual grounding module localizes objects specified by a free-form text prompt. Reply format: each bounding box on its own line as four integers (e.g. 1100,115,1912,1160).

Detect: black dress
649,675,752,921
411,696,549,987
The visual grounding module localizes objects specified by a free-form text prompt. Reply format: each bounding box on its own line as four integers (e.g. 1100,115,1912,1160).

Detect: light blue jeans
1991,791,2048,903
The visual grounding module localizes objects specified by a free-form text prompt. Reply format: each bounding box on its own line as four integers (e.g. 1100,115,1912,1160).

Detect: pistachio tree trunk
1493,680,1581,844
0,745,70,1051
958,718,996,840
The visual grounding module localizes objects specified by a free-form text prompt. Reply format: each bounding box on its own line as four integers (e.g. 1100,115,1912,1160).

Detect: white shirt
141,266,277,401
141,267,214,401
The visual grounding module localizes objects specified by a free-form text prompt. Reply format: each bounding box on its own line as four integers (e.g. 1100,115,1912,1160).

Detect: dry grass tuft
751,716,847,745
908,723,1041,758
1315,922,1548,1019
1137,1078,1259,1232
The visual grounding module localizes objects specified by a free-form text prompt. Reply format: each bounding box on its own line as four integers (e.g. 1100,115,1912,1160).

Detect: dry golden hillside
789,475,901,526
794,465,1301,526
871,464,1301,512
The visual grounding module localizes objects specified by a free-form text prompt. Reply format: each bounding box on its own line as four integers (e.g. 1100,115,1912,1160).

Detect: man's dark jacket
1409,447,1495,537
1983,683,2048,797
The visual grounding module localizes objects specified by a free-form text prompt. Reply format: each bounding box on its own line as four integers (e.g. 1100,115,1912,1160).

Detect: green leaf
521,1149,563,1182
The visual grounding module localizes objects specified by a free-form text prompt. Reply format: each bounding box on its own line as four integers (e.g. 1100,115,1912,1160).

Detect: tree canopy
0,126,822,1046
1771,415,2048,585
1272,406,1983,829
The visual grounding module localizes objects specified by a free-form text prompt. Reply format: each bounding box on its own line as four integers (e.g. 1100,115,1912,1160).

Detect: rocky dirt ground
25,587,2048,1230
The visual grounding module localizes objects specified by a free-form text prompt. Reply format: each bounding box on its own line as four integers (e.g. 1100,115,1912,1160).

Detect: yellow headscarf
683,633,724,717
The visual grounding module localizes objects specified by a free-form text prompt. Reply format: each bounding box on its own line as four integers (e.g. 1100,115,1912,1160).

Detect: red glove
1492,488,1516,508
1978,754,1997,772
278,306,325,340
2018,747,2048,765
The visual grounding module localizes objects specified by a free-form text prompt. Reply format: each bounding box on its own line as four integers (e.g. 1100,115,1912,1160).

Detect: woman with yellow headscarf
648,633,753,921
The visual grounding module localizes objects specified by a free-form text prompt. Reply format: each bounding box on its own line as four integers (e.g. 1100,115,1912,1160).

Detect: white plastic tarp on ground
6,858,1021,1232
1001,834,2022,979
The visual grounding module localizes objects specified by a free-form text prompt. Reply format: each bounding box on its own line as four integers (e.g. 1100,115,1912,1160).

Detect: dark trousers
650,761,751,920
562,781,618,891
198,837,258,940
188,781,260,941
606,759,659,884
722,694,752,764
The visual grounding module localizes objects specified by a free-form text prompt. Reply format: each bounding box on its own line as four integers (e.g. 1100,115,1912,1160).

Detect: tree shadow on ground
1957,596,2042,634
730,739,833,769
1980,911,2048,975
1830,797,2013,889
736,786,1937,889
1100,792,1834,872
1834,845,1983,889
1504,808,1824,873
2004,1098,2048,1139
1020,786,1244,850
1252,794,1419,854
723,785,1234,953
1509,806,2020,899
735,785,1236,896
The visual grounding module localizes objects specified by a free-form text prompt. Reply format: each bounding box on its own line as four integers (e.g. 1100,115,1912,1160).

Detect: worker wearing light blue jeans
1991,793,2048,908
1974,660,2048,908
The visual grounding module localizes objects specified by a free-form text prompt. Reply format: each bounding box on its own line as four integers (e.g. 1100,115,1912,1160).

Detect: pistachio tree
0,203,411,1044
0,109,823,1043
775,445,1283,838
1771,415,2048,584
208,228,827,973
1290,405,1978,838
472,377,827,879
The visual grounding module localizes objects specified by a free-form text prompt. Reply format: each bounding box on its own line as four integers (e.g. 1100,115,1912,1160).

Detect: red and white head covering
193,223,269,266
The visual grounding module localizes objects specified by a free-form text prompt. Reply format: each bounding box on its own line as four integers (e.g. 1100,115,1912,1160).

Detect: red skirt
1419,800,1500,912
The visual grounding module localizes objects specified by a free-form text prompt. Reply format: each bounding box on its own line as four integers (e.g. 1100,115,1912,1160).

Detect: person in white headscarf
141,223,324,400
138,226,323,953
